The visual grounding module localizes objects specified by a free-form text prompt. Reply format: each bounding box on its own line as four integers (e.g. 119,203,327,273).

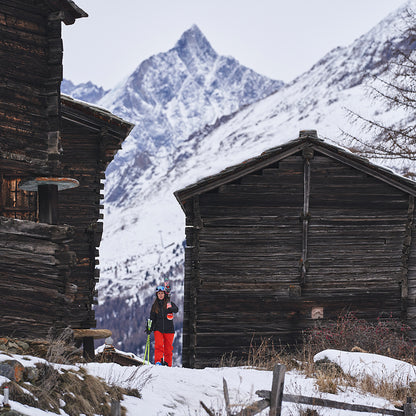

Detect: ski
143,318,152,364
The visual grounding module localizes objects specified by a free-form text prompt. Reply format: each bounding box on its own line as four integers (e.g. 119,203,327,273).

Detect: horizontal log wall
0,1,62,166
0,217,76,338
58,121,105,329
306,155,407,297
405,197,416,339
184,152,411,368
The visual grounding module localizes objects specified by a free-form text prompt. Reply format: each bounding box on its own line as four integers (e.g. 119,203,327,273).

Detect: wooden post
223,378,232,416
111,399,121,416
200,401,215,416
83,336,95,361
38,184,59,224
404,396,415,416
300,147,313,286
269,364,286,416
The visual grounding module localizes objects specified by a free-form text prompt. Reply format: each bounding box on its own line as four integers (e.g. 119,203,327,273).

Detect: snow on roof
61,94,135,134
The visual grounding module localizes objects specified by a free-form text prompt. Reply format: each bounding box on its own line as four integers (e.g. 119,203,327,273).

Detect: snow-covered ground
0,348,412,415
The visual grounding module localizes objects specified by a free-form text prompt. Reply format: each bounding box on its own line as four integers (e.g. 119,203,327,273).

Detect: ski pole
144,318,152,364
144,334,150,364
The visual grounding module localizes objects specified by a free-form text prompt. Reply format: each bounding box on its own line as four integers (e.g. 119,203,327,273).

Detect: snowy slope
0,349,411,415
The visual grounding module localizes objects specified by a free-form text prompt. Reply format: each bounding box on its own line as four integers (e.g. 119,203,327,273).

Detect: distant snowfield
0,349,412,415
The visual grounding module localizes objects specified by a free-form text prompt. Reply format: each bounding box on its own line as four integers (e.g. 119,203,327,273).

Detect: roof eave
174,134,416,211
45,0,88,25
61,95,135,138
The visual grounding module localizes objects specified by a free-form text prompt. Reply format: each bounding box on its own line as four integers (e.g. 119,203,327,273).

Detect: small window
0,176,37,221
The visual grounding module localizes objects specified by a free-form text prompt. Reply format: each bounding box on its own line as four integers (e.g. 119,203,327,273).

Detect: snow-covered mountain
63,24,284,355
63,3,416,356
99,24,283,206
61,79,108,103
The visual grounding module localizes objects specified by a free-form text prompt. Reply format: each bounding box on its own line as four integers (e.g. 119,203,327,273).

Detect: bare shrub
214,313,416,410
1,380,38,408
45,327,82,364
315,370,339,394
59,368,125,416
220,337,304,372
0,328,143,415
19,365,134,416
305,311,415,361
27,327,81,411
299,409,319,416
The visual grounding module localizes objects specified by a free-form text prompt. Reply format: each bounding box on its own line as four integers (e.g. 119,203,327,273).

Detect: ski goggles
156,286,166,292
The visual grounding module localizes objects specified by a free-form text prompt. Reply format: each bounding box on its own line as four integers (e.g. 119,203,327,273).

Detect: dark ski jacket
150,299,178,334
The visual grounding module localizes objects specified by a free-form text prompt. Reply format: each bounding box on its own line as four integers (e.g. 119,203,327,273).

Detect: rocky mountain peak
92,25,283,187
174,24,217,68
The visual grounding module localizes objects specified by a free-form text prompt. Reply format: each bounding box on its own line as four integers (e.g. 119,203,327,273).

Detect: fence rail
201,364,415,416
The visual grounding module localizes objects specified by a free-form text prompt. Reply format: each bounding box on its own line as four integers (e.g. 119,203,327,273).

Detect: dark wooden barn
174,130,416,368
0,0,133,349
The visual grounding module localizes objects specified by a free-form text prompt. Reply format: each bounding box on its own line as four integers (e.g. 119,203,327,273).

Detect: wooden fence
201,364,416,416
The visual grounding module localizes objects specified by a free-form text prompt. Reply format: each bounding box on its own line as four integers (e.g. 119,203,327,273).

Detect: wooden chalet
0,0,134,353
58,96,134,336
174,130,416,368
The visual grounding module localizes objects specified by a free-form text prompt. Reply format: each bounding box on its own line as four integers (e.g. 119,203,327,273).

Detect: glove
144,327,152,335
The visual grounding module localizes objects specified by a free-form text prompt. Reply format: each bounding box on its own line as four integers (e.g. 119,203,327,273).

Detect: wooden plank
256,391,403,416
269,364,286,416
200,401,215,416
72,328,112,339
299,148,312,285
223,378,232,416
404,397,416,416
234,399,270,416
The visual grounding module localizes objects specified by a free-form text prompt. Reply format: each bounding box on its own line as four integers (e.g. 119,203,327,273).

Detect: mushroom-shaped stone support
19,177,79,224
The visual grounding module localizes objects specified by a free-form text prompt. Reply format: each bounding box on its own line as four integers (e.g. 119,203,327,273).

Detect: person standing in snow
148,285,179,366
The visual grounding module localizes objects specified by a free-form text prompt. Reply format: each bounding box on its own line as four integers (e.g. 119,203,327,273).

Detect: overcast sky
62,0,409,90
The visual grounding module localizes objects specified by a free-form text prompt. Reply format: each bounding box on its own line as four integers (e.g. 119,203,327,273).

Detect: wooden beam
404,397,416,416
270,364,286,416
402,196,415,316
200,401,215,416
72,328,112,339
256,391,404,415
223,378,232,416
187,196,203,367
234,399,270,416
300,147,313,286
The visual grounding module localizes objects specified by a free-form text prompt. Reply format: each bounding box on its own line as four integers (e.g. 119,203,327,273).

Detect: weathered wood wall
0,217,76,338
0,0,64,170
58,122,104,329
182,150,412,368
58,98,132,329
405,197,416,339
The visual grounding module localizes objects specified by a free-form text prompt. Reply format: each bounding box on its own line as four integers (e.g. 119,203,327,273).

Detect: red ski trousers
154,331,174,366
